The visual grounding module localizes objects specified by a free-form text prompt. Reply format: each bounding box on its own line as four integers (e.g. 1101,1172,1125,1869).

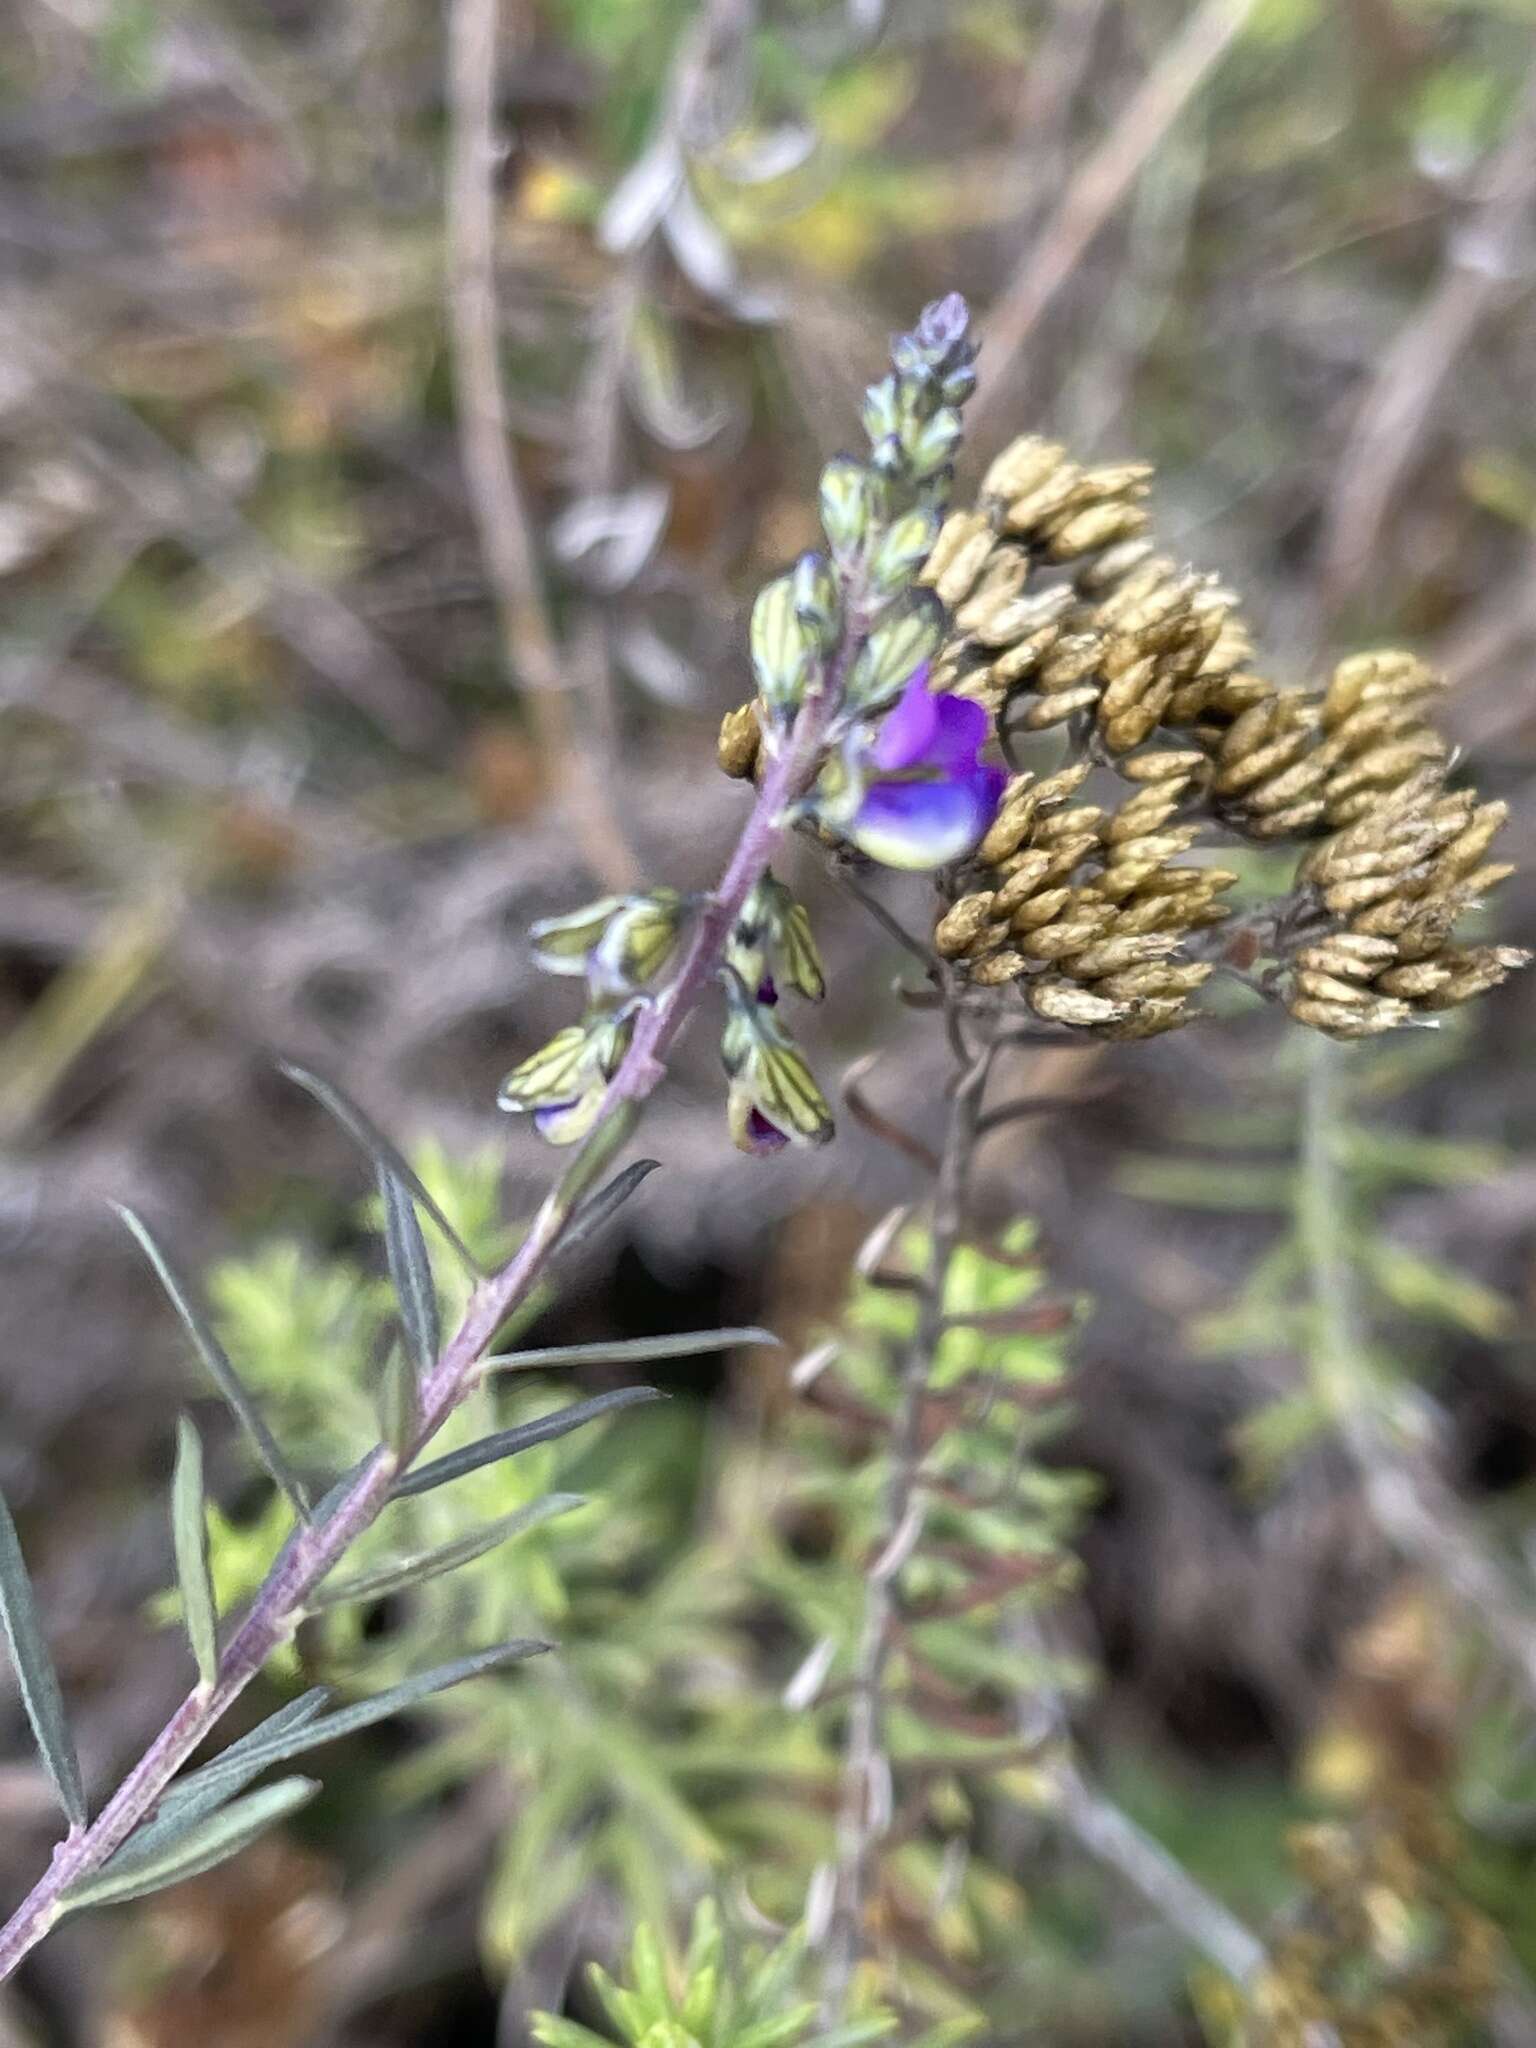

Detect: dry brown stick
1320,61,1536,611
444,0,640,891
968,0,1259,445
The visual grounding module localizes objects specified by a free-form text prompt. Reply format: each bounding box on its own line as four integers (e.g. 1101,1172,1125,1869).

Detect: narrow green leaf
0,1483,85,1830
62,1778,319,1913
311,1493,583,1611
482,1328,777,1375
556,1160,660,1259
377,1343,421,1463
550,1101,639,1217
115,1206,311,1524
107,1692,331,1872
171,1416,218,1689
279,1062,484,1277
380,1165,441,1378
172,1639,550,1802
394,1386,665,1499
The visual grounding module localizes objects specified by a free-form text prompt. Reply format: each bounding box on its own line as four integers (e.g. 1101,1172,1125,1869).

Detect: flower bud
819,455,883,567
844,588,946,715
750,572,821,722
868,505,942,600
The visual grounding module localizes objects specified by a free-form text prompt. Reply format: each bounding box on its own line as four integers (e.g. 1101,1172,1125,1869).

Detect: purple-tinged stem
0,687,836,1986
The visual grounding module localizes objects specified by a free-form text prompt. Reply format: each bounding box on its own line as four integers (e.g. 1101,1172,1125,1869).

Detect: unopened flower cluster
505,296,1006,1154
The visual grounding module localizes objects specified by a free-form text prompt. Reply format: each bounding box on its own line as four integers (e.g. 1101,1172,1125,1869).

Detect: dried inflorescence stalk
720,427,1526,1043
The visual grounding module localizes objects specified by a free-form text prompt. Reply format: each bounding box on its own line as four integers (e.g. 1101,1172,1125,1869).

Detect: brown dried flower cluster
718,431,1527,1042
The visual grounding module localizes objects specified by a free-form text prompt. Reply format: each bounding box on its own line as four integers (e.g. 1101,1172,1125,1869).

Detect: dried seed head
980,434,1068,506
1027,980,1132,1028
717,701,761,780
1011,885,1073,932
969,948,1030,987
934,892,998,958
1046,500,1150,560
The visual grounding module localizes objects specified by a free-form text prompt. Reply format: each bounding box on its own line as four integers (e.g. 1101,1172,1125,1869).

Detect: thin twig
444,0,640,891
969,0,1259,446
1047,1758,1269,1985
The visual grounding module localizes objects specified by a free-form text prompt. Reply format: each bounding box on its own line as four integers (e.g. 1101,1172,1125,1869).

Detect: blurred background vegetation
2,0,1536,2041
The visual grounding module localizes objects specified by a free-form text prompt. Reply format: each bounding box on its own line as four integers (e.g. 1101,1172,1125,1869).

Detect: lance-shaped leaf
165,1639,550,1803
171,1416,218,1689
394,1386,664,1499
62,1778,320,1914
278,1062,483,1278
0,1482,85,1830
555,1159,660,1261
379,1166,440,1378
115,1205,310,1524
108,1691,331,1872
377,1343,421,1463
482,1328,776,1376
311,1493,583,1612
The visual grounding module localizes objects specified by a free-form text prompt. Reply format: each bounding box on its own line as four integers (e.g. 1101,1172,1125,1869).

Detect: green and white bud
819,455,884,567
791,551,841,652
844,588,946,716
868,504,941,601
750,572,821,723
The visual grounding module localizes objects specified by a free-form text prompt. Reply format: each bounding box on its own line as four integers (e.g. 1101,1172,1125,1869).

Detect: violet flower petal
847,769,1002,871
870,667,937,772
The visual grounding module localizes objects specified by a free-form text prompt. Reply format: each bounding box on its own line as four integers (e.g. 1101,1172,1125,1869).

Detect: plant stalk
0,692,834,1985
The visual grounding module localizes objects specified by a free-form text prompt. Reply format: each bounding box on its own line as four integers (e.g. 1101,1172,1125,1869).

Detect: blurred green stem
821,1004,996,2013
1299,1034,1536,1705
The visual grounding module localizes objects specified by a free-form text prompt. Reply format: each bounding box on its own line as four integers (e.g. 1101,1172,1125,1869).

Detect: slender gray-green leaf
171,1416,218,1689
107,1692,332,1872
279,1062,484,1277
0,1483,85,1830
125,1687,333,1867
377,1343,421,1463
115,1205,311,1524
556,1160,660,1259
380,1166,440,1377
482,1327,777,1376
394,1386,665,1499
311,1493,583,1611
62,1778,319,1913
173,1639,550,1802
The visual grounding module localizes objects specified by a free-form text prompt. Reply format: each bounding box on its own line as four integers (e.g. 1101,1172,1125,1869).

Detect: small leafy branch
0,297,987,1982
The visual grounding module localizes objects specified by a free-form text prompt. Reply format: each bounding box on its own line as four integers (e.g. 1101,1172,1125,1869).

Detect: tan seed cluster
921,436,1254,756
1287,764,1528,1037
936,759,1232,1039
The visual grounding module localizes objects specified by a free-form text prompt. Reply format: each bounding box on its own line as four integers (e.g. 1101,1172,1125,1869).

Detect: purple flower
829,669,1004,871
